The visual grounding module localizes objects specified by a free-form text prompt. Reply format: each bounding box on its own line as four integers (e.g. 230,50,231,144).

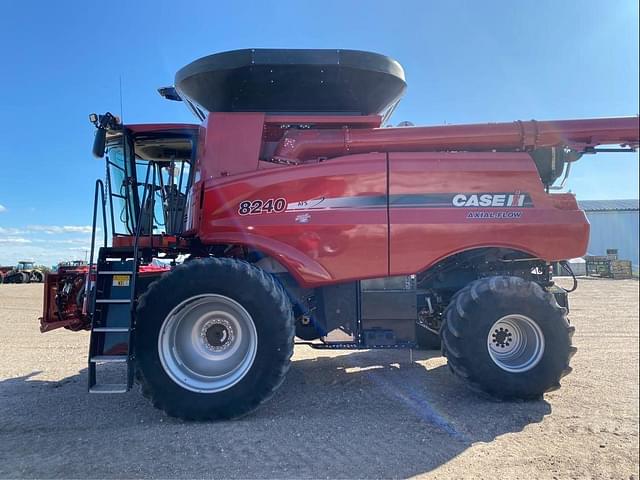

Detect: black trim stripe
286,192,534,211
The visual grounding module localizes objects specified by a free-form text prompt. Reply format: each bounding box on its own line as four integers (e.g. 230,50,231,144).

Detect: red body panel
388,152,589,275
197,146,590,286
199,148,589,286
201,113,266,178
199,154,389,286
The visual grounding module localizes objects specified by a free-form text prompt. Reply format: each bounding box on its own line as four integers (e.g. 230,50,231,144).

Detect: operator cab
91,114,199,240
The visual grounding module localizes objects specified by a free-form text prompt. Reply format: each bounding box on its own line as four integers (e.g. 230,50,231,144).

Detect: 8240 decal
238,198,287,215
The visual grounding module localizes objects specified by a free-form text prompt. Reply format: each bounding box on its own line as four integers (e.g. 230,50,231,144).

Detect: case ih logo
452,192,532,208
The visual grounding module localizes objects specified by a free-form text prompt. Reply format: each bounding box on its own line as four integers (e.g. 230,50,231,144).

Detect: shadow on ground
0,348,551,478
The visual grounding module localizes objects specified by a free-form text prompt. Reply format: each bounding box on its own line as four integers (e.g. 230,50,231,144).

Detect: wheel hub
201,319,234,351
158,294,258,393
487,314,545,373
491,327,513,348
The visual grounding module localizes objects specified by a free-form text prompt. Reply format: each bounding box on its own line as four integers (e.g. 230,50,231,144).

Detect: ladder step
89,384,128,394
96,299,131,304
90,355,128,363
93,327,130,333
97,271,133,275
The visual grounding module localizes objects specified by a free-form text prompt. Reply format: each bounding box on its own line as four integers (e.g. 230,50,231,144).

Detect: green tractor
2,261,45,284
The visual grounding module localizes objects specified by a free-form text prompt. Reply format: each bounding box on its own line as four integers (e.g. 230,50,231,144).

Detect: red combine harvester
40,49,639,420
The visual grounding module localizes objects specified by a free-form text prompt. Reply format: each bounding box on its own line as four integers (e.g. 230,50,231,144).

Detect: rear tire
5,272,23,284
135,258,294,420
441,276,575,399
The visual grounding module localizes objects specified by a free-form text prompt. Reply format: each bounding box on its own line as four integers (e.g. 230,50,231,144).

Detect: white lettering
479,194,493,207
492,194,506,207
466,195,479,207
452,194,467,207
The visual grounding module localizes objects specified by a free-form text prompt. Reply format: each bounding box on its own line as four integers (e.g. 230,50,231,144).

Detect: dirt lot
0,279,638,479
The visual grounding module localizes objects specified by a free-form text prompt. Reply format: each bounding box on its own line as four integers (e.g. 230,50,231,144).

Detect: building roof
578,199,639,212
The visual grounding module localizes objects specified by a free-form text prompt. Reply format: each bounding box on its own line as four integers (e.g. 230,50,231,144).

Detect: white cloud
0,204,6,213
24,225,93,234
0,241,91,267
1,225,94,235
29,238,91,246
0,237,32,245
0,224,94,266
0,227,25,235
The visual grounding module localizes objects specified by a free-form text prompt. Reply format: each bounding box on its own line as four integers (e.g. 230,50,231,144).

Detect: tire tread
440,275,576,399
135,257,294,420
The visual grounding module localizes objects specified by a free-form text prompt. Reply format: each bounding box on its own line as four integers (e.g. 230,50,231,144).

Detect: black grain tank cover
175,49,406,115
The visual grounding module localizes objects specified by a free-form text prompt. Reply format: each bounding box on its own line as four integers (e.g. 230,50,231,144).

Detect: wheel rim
158,294,258,393
486,314,545,373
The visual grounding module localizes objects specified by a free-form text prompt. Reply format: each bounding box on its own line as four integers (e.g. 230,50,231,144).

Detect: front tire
31,270,44,283
441,276,575,399
135,258,294,420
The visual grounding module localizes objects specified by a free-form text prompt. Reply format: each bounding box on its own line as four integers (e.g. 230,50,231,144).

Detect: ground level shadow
0,348,551,478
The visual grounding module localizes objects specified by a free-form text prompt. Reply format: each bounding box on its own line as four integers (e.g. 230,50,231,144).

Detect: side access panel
388,152,589,275
198,153,389,286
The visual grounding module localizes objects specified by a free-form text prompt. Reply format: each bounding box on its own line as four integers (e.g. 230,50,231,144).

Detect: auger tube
273,116,640,162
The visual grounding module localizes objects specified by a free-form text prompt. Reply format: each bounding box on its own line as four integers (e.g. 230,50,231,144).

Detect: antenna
119,76,124,122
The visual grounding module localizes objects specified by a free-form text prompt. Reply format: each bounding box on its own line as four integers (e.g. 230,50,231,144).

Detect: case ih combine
40,49,639,420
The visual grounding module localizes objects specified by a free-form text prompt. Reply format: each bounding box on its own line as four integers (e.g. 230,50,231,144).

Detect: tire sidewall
136,259,293,418
459,285,570,397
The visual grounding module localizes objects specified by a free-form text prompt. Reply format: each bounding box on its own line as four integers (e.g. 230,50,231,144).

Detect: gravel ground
0,279,638,479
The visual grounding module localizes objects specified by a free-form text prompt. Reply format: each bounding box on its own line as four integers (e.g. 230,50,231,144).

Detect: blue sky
0,0,638,265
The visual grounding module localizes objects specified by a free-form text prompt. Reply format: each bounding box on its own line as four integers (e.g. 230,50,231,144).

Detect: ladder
86,163,154,393
87,248,138,393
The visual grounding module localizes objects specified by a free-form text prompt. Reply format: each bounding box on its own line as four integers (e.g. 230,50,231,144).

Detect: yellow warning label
112,275,130,287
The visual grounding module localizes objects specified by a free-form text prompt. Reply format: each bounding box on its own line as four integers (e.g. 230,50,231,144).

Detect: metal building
578,199,640,273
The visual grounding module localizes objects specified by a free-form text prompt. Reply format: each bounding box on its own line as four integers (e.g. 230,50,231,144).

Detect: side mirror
92,128,107,158
90,112,118,158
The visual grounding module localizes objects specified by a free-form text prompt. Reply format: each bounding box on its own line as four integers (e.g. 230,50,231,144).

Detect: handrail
150,164,156,250
130,163,153,313
84,179,108,319
104,162,117,236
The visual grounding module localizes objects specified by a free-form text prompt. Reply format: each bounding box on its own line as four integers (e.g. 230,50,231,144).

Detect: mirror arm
91,112,119,158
